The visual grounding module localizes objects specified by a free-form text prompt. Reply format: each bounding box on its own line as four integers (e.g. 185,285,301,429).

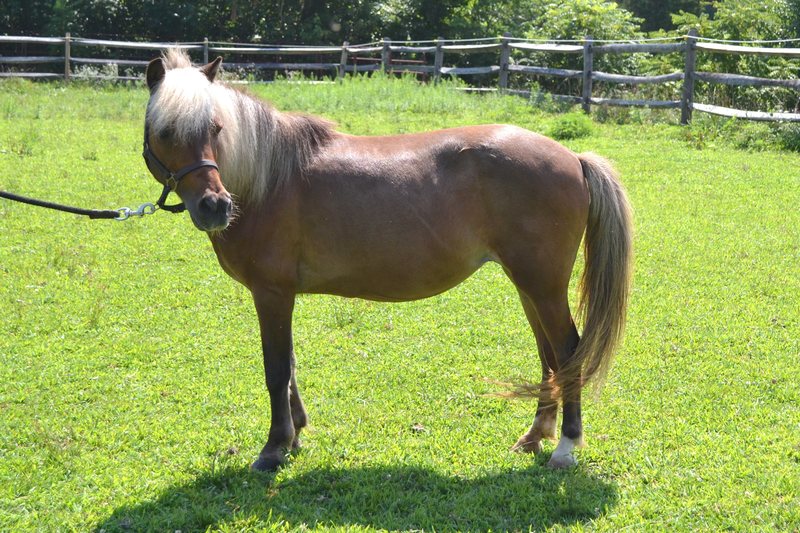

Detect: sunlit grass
0,76,798,531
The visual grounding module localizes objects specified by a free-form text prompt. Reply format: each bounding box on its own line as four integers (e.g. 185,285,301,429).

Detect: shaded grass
98,465,617,532
0,76,798,531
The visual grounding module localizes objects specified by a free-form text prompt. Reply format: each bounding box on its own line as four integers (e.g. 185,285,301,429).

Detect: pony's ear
201,56,223,83
146,57,165,92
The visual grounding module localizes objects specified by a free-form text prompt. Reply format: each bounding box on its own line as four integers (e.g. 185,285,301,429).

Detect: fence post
64,32,71,82
381,37,391,73
681,29,698,125
499,32,511,92
339,41,349,80
582,35,593,113
433,37,444,85
203,37,209,64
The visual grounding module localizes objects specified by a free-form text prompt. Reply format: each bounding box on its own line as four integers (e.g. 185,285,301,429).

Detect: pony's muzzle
193,190,233,232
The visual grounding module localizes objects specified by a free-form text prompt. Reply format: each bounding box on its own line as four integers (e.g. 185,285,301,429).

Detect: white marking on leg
552,435,575,457
548,435,578,468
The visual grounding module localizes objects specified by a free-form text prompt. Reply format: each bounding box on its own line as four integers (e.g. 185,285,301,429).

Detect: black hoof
250,454,285,472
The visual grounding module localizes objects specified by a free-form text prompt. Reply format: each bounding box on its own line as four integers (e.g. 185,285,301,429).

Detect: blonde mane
146,49,334,203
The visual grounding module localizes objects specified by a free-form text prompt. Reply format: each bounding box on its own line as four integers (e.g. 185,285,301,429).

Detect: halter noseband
142,124,220,213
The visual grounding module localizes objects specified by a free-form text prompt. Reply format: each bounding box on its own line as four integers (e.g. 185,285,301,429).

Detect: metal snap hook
114,202,158,221
135,202,158,216
115,207,132,221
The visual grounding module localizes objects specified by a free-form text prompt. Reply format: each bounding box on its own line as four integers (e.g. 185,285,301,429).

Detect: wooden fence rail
2,33,800,123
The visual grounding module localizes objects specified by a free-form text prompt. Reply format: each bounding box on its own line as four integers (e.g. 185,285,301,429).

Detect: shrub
773,122,800,152
676,115,800,153
548,111,593,139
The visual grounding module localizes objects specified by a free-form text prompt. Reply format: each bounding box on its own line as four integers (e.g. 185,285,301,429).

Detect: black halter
142,124,220,213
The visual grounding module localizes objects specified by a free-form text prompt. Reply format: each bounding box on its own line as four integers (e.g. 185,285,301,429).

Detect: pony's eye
158,127,173,141
211,121,223,135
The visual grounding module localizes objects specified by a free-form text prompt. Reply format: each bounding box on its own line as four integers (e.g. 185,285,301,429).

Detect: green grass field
1,76,798,532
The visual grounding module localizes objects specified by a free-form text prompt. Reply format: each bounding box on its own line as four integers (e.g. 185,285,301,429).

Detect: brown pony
142,50,633,471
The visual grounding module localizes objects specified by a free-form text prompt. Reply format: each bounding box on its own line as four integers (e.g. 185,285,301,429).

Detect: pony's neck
218,89,334,205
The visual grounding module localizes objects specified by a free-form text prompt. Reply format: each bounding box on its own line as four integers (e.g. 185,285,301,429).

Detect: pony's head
144,50,233,232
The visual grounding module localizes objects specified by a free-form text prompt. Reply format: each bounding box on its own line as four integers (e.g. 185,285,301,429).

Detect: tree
0,0,55,35
671,0,799,110
533,0,643,41
671,0,793,41
615,0,704,32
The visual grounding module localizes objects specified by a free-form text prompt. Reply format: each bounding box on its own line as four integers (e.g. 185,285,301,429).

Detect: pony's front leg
250,289,298,472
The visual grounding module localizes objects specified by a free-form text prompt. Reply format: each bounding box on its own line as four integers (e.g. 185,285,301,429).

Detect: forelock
147,61,214,143
162,48,193,70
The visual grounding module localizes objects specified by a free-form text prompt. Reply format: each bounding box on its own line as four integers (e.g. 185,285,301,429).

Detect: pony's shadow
97,457,618,532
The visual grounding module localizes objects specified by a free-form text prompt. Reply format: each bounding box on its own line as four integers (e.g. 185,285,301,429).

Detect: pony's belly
297,253,492,302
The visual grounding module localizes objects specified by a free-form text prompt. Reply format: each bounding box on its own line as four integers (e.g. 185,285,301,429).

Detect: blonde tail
571,153,633,392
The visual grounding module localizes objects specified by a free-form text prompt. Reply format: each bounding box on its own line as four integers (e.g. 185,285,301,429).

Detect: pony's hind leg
503,261,584,468
532,295,583,468
511,292,558,454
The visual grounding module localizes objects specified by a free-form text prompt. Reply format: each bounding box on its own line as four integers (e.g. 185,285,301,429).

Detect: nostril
201,194,232,218
221,196,233,216
202,195,218,213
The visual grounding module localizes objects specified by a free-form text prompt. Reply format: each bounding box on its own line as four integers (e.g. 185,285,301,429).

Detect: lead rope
0,189,159,221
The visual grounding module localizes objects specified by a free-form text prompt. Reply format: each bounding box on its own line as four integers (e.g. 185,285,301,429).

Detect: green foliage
679,115,764,150
674,114,800,153
506,1,643,94
0,0,648,44
532,0,643,41
2,0,800,47
2,0,381,44
672,0,793,41
617,0,705,31
548,111,595,139
0,0,54,34
446,0,545,38
664,0,800,113
0,0,542,44
773,121,800,151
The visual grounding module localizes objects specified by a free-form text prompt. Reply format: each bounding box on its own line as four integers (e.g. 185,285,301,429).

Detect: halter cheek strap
142,125,220,214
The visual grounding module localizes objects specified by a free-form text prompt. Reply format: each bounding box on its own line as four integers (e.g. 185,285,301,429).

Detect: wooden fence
2,31,800,123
